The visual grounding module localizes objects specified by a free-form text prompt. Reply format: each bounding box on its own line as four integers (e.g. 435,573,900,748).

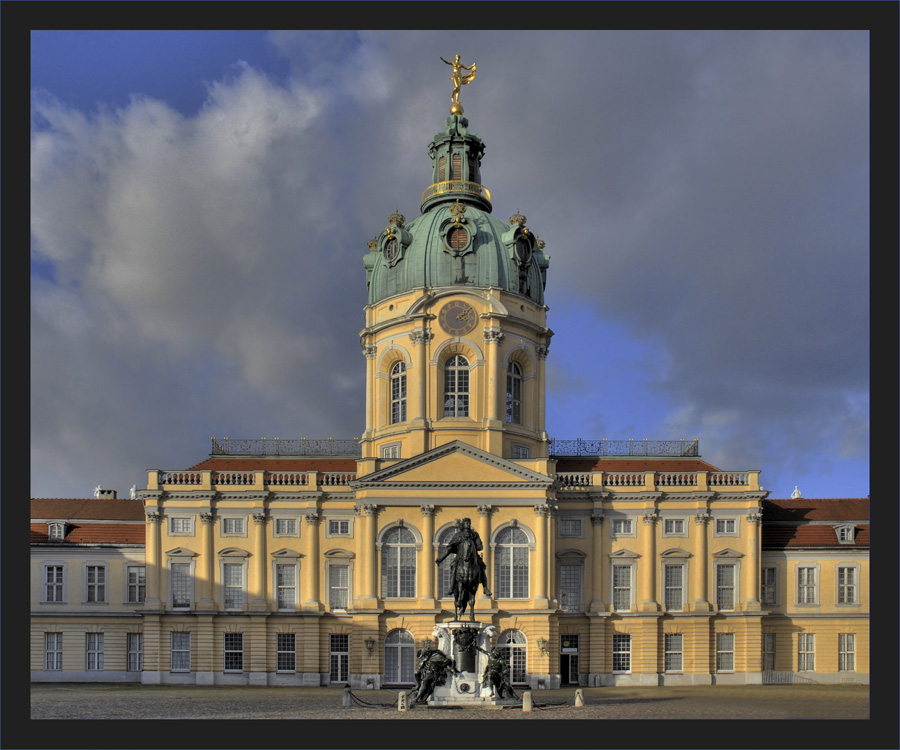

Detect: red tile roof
762,498,869,522
31,522,144,545
31,497,146,521
762,523,869,549
761,498,869,549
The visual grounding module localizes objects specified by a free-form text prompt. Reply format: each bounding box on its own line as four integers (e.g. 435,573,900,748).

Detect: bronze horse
437,529,481,621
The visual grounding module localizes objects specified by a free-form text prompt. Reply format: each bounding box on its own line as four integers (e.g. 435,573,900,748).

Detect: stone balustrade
148,470,355,492
556,470,760,491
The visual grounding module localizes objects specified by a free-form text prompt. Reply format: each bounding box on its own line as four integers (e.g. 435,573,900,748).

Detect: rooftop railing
210,437,361,457
549,438,700,457
421,180,492,206
556,470,759,491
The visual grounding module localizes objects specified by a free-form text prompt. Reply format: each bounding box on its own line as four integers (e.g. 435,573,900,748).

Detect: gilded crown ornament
449,200,467,224
388,209,405,227
441,54,476,115
367,237,378,250
510,210,527,226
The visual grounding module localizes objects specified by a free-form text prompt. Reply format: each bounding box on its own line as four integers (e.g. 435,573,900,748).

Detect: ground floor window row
39,628,862,677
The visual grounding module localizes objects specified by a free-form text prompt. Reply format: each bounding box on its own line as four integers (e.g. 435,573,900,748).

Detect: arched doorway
497,629,527,684
384,629,416,685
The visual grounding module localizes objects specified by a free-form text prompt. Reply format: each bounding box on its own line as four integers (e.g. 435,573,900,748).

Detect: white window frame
168,515,194,536
381,442,402,460
796,564,819,605
276,632,296,673
663,562,685,612
612,562,634,613
612,633,631,673
380,525,418,599
168,559,195,610
45,632,63,670
715,562,738,612
836,564,859,605
762,633,776,671
127,632,143,672
663,518,686,537
511,442,531,459
506,362,523,425
124,564,146,604
170,631,191,672
223,632,243,673
558,561,583,613
664,633,683,673
42,563,66,603
273,518,299,537
838,633,855,672
329,633,350,683
611,517,635,538
558,517,583,538
222,561,246,611
760,565,778,606
443,354,470,418
716,633,735,672
220,516,248,538
327,563,351,610
798,633,815,671
86,632,104,671
835,525,855,544
325,517,354,538
84,563,108,604
714,517,738,537
274,561,299,610
390,361,407,424
48,522,66,540
493,525,532,599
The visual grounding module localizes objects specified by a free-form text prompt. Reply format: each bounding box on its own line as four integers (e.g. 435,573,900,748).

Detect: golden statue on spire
440,54,476,115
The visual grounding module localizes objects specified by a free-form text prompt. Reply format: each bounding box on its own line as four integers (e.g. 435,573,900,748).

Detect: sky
30,28,871,502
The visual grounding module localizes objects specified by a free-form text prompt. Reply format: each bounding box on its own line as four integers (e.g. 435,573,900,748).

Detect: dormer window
48,522,66,540
836,525,855,544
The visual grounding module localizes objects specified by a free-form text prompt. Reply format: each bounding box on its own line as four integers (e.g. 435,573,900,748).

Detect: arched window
506,362,522,424
444,355,469,417
494,526,529,599
497,629,527,684
436,527,457,597
381,526,416,598
390,362,407,424
384,629,416,685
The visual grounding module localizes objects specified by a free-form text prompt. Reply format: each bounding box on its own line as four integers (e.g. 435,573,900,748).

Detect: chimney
97,489,117,499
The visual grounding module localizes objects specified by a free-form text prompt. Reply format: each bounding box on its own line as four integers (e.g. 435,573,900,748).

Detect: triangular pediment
356,441,553,488
609,548,640,559
712,548,744,558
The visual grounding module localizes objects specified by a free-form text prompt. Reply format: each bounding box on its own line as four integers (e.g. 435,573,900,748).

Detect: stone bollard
575,688,584,707
342,686,352,708
522,690,533,713
398,691,408,712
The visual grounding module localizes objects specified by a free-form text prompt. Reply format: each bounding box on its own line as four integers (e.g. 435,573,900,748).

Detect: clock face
438,300,478,335
384,237,398,262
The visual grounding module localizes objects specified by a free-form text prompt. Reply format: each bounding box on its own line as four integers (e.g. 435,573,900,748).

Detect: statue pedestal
428,621,513,706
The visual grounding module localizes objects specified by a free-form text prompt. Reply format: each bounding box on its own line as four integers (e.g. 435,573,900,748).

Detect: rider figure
437,517,492,597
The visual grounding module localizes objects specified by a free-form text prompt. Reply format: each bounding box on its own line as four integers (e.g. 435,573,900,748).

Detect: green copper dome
364,115,549,306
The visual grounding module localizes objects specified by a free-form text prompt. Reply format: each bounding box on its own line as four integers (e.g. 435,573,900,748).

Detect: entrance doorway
560,634,579,685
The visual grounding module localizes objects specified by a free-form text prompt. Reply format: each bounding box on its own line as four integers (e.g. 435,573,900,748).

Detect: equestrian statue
435,517,492,621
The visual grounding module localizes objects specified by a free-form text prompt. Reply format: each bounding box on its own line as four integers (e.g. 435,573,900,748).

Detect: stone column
356,504,379,608
483,328,504,422
420,505,436,605
251,512,268,611
145,511,162,609
363,344,377,437
547,503,558,608
589,512,605,611
304,512,321,611
198,512,215,610
535,345,549,436
641,512,659,611
745,511,763,611
410,330,432,423
477,505,493,606
693,512,711,610
533,504,550,608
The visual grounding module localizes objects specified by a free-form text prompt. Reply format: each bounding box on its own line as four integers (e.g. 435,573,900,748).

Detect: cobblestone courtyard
30,682,868,720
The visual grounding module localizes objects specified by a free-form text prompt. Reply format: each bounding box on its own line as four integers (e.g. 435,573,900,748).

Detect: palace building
30,76,868,689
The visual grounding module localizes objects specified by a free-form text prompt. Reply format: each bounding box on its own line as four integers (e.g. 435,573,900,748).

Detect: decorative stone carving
590,513,605,526
199,512,214,524
643,511,659,525
695,511,711,525
747,511,763,525
477,504,492,516
362,344,377,359
146,512,162,523
410,329,434,345
534,504,550,516
535,344,549,359
420,505,437,517
483,328,504,344
305,512,320,525
253,512,268,525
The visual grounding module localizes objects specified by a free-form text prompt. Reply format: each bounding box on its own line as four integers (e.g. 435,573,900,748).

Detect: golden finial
510,209,527,226
537,237,546,250
440,54,476,115
449,200,467,224
388,209,405,227
367,237,378,250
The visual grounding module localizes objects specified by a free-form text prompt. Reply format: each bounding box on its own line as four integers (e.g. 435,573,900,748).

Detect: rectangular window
559,564,582,612
761,566,777,606
762,633,776,671
126,565,146,603
664,564,684,611
48,523,66,540
716,564,735,611
275,518,297,536
664,633,683,672
276,564,296,609
329,519,350,536
224,633,243,672
559,519,581,537
613,565,632,612
495,544,529,598
45,633,63,670
171,563,192,608
45,565,65,602
838,634,855,672
223,563,244,609
171,632,190,671
127,633,143,672
381,444,401,459
612,634,631,673
277,633,296,672
86,633,104,671
329,565,350,609
86,565,106,603
170,517,193,535
837,567,857,604
512,443,530,459
222,518,245,535
798,633,815,671
797,567,817,604
664,519,684,535
329,634,349,683
716,633,734,672
716,518,736,534
612,518,633,536
837,526,855,543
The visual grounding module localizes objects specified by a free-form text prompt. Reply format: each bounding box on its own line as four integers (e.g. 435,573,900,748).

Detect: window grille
381,527,416,598
438,155,446,182
384,629,416,684
612,634,631,673
391,362,407,423
716,518,736,534
443,355,469,417
127,633,143,671
664,519,684,535
45,633,63,670
86,633,104,671
559,519,581,536
224,633,243,672
329,564,349,609
45,565,64,602
224,564,244,609
838,634,855,672
664,564,684,611
171,563,192,608
716,564,735,610
506,362,522,424
170,517,192,534
86,565,106,603
276,564,296,609
171,632,191,671
275,518,297,535
612,518,633,535
664,633,683,672
494,526,529,598
127,566,146,603
277,633,296,672
761,566,777,605
498,630,527,684
837,567,856,604
797,567,817,604
329,634,349,683
451,152,462,180
798,633,815,671
613,565,632,612
762,633,776,671
716,633,734,672
559,564,582,612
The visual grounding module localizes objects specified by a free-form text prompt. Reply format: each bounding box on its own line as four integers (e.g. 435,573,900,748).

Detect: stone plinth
428,621,513,706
